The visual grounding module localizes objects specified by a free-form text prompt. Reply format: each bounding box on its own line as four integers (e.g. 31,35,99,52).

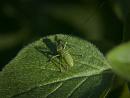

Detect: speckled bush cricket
35,35,83,72
50,35,74,72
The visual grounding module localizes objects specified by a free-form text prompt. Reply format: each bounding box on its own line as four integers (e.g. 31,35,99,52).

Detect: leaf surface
0,34,112,98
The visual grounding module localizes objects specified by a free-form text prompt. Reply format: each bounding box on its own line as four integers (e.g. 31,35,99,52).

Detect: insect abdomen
63,52,74,67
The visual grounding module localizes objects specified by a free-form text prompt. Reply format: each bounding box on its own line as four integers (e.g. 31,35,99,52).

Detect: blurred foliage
0,0,126,68
0,0,130,97
107,41,130,81
105,75,130,98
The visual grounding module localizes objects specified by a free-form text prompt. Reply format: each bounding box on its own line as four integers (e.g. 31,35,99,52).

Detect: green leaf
107,41,130,81
0,34,112,98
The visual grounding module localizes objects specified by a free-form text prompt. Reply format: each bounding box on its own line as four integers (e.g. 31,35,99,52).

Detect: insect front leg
49,54,60,61
50,56,66,72
49,54,64,72
49,58,63,72
63,41,67,49
53,55,68,72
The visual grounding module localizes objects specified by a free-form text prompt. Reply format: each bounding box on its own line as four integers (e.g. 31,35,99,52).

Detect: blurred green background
0,0,130,70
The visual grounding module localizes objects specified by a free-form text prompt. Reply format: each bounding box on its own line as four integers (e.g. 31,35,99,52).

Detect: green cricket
51,35,74,71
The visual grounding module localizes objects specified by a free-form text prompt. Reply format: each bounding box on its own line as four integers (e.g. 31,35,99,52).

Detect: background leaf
0,34,112,98
107,41,130,81
128,82,130,91
0,0,123,68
